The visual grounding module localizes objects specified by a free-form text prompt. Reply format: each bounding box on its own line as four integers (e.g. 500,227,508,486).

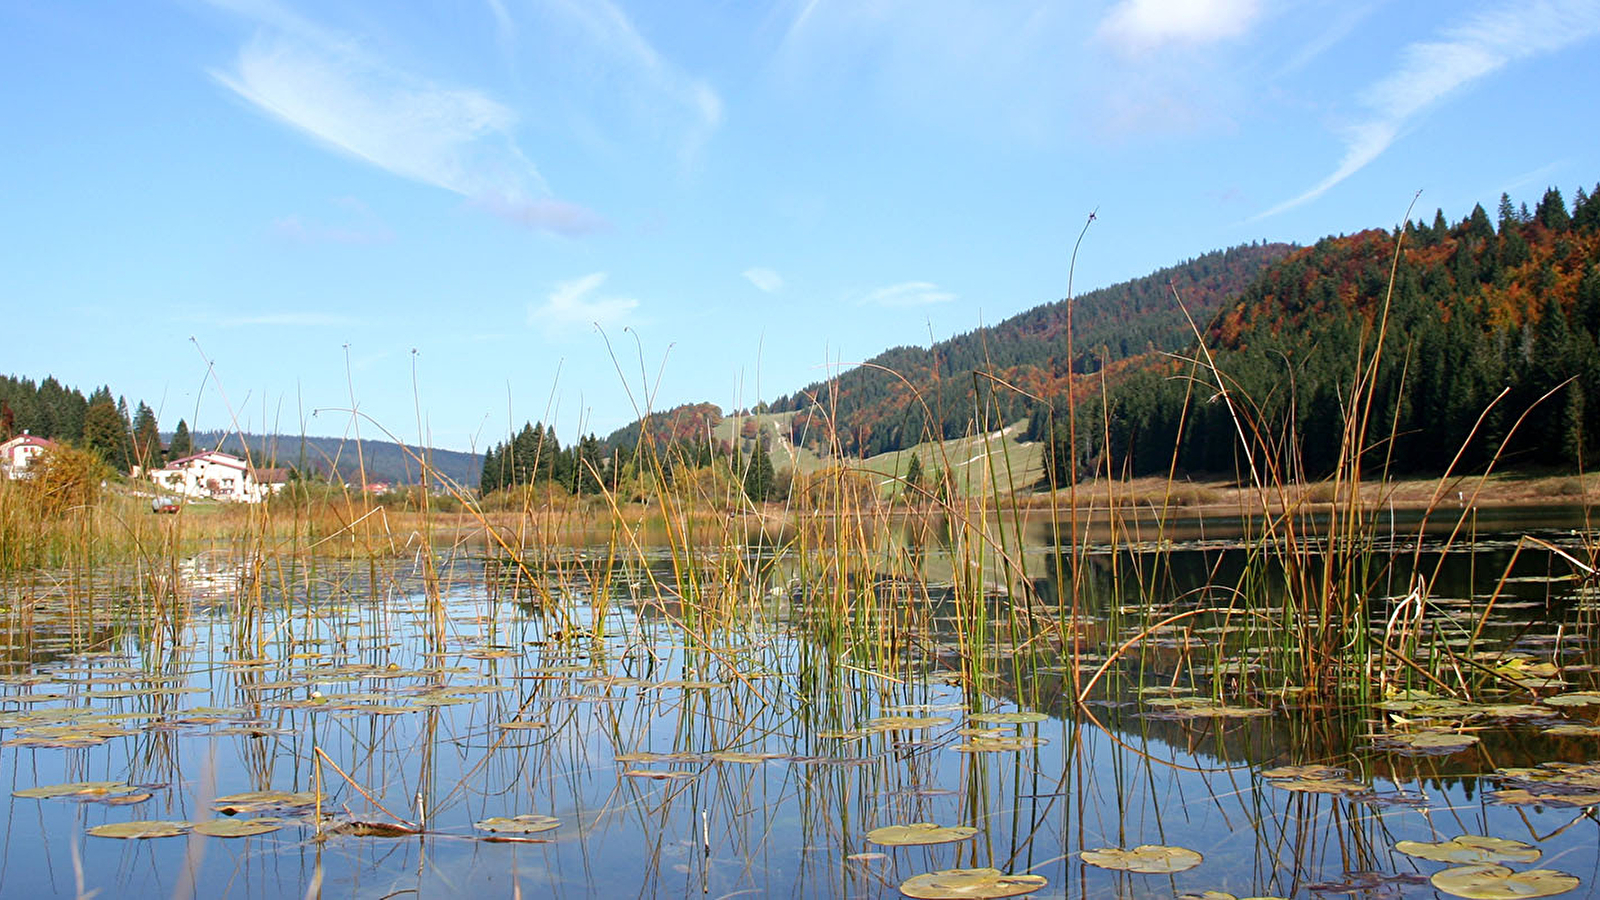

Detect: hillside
190,431,481,488
1065,184,1600,479
762,242,1294,457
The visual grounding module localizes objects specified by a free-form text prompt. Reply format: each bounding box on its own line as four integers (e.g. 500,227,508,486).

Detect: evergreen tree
904,453,923,494
1536,187,1571,231
742,443,775,502
169,419,192,459
131,402,160,471
1498,193,1518,233
1464,203,1495,241
82,398,127,468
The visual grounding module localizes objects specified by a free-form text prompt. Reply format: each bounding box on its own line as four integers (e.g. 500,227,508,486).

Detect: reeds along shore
2,219,1594,708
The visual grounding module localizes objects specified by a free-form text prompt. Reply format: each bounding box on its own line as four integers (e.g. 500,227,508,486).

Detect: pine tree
904,453,923,494
1536,187,1571,231
82,398,127,468
131,402,160,471
169,419,193,459
742,443,775,502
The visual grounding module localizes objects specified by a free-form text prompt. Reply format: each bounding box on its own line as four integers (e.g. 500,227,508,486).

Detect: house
148,450,288,503
0,433,56,480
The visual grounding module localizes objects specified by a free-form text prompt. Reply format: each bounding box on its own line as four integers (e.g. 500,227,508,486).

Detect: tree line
1034,183,1600,484
0,375,194,473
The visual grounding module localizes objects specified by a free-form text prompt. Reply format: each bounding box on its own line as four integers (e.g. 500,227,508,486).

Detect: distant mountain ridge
187,431,481,488
682,242,1292,457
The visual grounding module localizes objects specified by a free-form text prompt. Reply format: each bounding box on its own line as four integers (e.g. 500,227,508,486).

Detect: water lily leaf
1395,835,1540,864
192,817,286,837
710,751,775,764
1543,724,1600,737
1541,692,1600,707
1080,844,1203,873
212,790,319,813
866,715,953,732
953,735,1046,752
866,822,978,846
1374,729,1479,755
1430,865,1579,899
1179,893,1287,900
1487,788,1600,807
898,867,1047,899
496,720,548,730
621,769,698,781
968,711,1047,725
475,815,559,834
87,819,190,839
14,781,135,799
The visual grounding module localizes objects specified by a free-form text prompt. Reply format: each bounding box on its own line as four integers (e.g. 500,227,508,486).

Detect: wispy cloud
1260,0,1600,218
860,281,956,307
509,0,722,168
743,267,784,293
1097,0,1262,54
529,272,639,333
209,4,604,236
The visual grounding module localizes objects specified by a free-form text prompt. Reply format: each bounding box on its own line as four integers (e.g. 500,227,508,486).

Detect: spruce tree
131,402,160,471
904,453,923,493
169,419,192,459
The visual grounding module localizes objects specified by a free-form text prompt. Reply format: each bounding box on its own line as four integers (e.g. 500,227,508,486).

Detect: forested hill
761,242,1293,457
189,431,480,487
1060,184,1600,479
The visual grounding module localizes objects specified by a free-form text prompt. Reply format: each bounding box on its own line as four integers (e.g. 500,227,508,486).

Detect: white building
148,450,288,503
0,433,56,480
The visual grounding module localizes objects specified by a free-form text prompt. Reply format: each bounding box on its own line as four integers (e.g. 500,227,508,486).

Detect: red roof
2,434,57,450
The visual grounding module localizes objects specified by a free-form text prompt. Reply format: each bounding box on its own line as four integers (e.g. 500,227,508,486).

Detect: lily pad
86,819,190,839
13,781,136,800
968,711,1048,725
212,790,319,813
475,815,559,834
192,817,286,838
898,867,1047,899
1080,844,1203,874
1395,835,1540,864
1430,865,1579,899
866,822,979,846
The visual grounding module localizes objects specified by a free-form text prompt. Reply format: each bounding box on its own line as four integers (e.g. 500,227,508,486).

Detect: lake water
2,508,1599,898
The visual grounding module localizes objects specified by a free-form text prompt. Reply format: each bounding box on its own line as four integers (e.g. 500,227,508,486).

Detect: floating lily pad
1430,865,1579,899
475,815,559,834
1080,844,1203,873
192,817,286,837
212,790,319,813
87,819,190,839
968,711,1047,725
866,822,978,846
1395,835,1540,864
898,867,1047,899
954,734,1046,753
1541,692,1600,707
1179,893,1288,900
14,781,135,800
621,769,698,781
329,820,420,837
866,715,953,732
1373,729,1480,756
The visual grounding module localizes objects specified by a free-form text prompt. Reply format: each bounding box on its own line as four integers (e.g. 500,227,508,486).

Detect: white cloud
529,272,639,333
743,267,784,293
1097,0,1262,54
1260,0,1600,218
209,6,605,235
861,281,957,307
516,0,722,167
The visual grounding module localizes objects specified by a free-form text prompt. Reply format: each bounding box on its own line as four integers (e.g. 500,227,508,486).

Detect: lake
2,506,1598,898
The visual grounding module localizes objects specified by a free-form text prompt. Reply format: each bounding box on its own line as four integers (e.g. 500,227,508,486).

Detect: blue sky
4,0,1600,451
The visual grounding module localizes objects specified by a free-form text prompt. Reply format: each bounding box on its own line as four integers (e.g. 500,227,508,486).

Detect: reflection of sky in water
0,537,1595,898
